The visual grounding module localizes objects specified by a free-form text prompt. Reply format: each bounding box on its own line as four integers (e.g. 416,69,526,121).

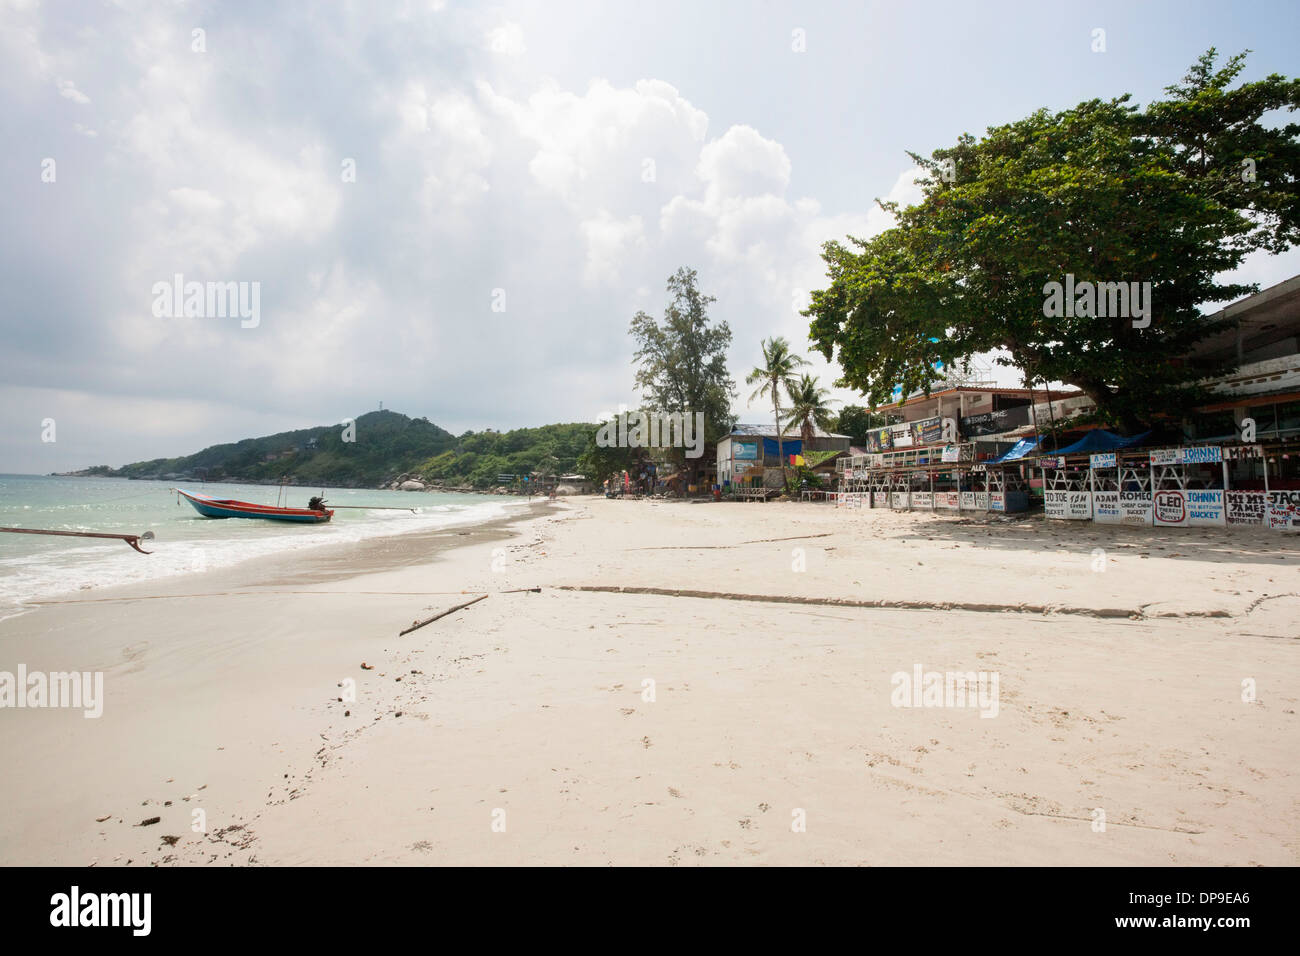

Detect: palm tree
784,374,837,454
745,337,808,489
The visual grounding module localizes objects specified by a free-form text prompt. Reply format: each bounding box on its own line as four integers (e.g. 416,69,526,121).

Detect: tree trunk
773,389,786,492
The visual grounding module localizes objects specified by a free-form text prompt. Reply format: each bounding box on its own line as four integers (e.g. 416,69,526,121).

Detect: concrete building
717,423,851,489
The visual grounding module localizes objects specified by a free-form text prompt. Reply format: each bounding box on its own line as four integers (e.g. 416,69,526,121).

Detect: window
1247,403,1278,435
1276,401,1300,433
1190,410,1237,440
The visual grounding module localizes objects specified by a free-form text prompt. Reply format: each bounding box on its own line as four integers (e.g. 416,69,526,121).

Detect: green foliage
629,267,737,478
746,336,808,483
576,433,637,486
833,405,896,444
806,50,1300,433
415,422,595,488
783,373,837,447
111,411,456,486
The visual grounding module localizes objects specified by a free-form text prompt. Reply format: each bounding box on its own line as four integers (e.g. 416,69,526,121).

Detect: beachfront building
832,273,1300,529
718,423,851,493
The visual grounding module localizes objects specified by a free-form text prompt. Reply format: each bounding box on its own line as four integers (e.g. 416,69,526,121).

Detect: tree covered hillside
110,410,457,487
415,423,595,487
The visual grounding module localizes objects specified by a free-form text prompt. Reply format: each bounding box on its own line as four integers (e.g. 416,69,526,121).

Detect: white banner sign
1092,491,1121,523
1045,490,1091,520
1089,452,1117,469
1119,490,1153,525
1181,446,1223,464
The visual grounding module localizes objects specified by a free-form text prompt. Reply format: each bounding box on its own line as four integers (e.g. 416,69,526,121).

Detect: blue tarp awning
1051,430,1151,456
761,438,802,457
986,437,1040,464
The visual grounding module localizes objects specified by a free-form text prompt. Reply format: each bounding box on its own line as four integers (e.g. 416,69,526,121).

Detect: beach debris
361,662,374,670
0,525,155,554
95,815,112,823
137,817,160,827
399,593,490,635
161,835,180,847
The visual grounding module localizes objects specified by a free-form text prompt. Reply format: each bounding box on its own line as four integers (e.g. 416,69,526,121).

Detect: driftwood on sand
399,594,490,635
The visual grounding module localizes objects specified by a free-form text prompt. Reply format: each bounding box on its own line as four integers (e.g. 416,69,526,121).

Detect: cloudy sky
2,0,1298,472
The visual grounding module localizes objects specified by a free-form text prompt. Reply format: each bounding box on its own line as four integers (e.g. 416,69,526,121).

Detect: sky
2,0,1298,472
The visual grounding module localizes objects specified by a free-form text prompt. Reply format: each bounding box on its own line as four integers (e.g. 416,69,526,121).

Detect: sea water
0,476,530,622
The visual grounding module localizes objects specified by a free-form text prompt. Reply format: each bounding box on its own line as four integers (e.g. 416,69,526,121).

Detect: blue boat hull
176,489,333,523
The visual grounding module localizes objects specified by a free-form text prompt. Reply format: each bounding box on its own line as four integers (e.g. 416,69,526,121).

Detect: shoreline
0,481,544,624
1,498,1296,866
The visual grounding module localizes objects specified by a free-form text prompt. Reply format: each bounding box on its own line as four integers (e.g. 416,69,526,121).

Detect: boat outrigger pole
0,527,156,554
325,505,418,514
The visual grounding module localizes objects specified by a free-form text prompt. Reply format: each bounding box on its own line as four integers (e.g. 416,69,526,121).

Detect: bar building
834,274,1300,529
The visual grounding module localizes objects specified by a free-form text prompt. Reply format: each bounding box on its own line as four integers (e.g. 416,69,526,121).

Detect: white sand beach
1,498,1296,866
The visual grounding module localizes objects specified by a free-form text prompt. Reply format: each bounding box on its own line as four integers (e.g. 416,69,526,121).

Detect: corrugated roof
729,423,851,439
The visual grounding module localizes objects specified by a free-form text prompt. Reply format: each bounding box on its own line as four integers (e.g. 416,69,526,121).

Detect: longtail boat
175,488,333,523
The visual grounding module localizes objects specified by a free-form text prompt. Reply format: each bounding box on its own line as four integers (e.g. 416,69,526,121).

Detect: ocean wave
0,494,531,617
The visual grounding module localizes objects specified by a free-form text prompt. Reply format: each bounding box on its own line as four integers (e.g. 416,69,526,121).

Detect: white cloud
56,77,88,103
696,124,791,201
486,21,526,56
579,211,646,284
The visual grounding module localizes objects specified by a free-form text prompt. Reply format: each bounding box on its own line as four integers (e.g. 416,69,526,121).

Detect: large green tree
806,50,1300,433
629,267,737,484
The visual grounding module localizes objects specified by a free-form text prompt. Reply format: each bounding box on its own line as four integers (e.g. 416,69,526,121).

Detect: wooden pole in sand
399,593,490,635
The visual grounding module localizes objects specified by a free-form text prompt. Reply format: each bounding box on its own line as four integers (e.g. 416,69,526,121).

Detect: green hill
414,422,595,488
109,410,457,487
96,412,604,489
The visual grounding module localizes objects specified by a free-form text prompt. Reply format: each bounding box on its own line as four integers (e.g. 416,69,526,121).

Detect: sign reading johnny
1150,446,1223,466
